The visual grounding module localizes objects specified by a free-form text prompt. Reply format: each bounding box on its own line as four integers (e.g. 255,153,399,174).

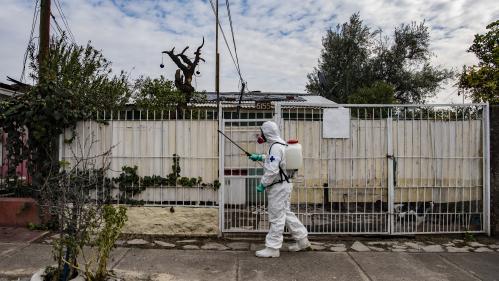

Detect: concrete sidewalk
1,243,499,281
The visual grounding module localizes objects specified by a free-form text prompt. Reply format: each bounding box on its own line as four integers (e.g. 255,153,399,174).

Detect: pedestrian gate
219,104,490,235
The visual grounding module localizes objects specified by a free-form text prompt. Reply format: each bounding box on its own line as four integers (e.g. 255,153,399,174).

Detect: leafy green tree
133,76,185,110
371,22,453,103
0,37,130,185
307,14,453,104
28,38,131,113
307,13,377,103
458,20,499,103
348,81,396,104
133,75,207,110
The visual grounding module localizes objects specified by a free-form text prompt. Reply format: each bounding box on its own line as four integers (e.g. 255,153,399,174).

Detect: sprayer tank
285,140,303,170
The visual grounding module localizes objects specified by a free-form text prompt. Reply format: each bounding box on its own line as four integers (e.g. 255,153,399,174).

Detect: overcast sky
1,0,497,103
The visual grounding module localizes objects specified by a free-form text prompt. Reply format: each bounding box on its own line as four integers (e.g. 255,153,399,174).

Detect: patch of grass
27,222,48,231
464,231,476,242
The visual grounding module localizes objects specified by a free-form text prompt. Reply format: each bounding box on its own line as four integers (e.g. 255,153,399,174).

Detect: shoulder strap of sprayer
266,142,290,188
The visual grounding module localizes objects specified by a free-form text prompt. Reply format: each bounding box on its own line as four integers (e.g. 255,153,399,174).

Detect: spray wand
217,130,264,167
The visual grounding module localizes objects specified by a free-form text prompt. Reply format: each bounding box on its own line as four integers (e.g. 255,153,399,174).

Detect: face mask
257,129,266,144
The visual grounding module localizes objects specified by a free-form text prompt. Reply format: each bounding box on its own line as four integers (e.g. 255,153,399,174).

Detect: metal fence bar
218,108,224,236
276,103,488,108
387,114,394,234
464,108,469,233
484,104,491,235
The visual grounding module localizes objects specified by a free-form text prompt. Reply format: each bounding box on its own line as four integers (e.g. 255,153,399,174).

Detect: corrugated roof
190,101,257,108
124,92,335,108
299,95,336,104
0,87,17,98
204,92,307,102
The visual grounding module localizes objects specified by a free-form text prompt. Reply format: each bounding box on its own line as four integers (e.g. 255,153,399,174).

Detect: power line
54,0,75,42
226,0,249,92
20,0,40,82
208,0,245,88
50,22,59,37
51,13,65,38
225,0,243,85
54,0,76,43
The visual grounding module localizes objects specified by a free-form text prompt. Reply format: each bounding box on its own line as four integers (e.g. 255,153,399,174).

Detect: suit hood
261,121,285,144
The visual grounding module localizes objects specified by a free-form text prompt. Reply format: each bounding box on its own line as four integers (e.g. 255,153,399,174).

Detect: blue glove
249,153,264,161
256,183,266,193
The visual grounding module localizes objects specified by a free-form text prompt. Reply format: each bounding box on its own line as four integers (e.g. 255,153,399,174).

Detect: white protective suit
260,121,308,249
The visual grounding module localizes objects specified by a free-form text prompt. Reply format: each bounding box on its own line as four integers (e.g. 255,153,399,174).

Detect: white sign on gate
323,108,350,138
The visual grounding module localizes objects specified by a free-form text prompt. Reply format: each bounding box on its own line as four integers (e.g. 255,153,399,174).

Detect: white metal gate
220,117,270,232
219,104,490,235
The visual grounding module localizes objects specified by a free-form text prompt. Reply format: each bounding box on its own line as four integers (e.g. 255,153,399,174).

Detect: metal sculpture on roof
162,37,205,103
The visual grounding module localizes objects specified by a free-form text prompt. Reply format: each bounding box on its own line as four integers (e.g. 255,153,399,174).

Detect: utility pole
215,1,222,228
39,0,51,82
215,0,220,115
39,0,60,189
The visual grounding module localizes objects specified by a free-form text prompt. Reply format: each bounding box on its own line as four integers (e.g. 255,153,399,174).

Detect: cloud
0,0,497,103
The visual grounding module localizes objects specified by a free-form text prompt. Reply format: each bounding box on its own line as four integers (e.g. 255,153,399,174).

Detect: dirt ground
122,206,218,236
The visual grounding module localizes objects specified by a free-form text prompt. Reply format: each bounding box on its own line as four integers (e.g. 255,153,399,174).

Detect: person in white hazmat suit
248,121,310,258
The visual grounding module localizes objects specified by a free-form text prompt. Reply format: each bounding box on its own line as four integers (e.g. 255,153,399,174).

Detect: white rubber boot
255,247,280,258
288,237,311,252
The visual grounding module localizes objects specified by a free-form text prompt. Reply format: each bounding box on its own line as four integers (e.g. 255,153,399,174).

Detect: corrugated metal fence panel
391,112,484,234
63,120,218,182
278,119,483,204
283,119,389,200
174,120,219,182
61,114,220,207
393,120,483,202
